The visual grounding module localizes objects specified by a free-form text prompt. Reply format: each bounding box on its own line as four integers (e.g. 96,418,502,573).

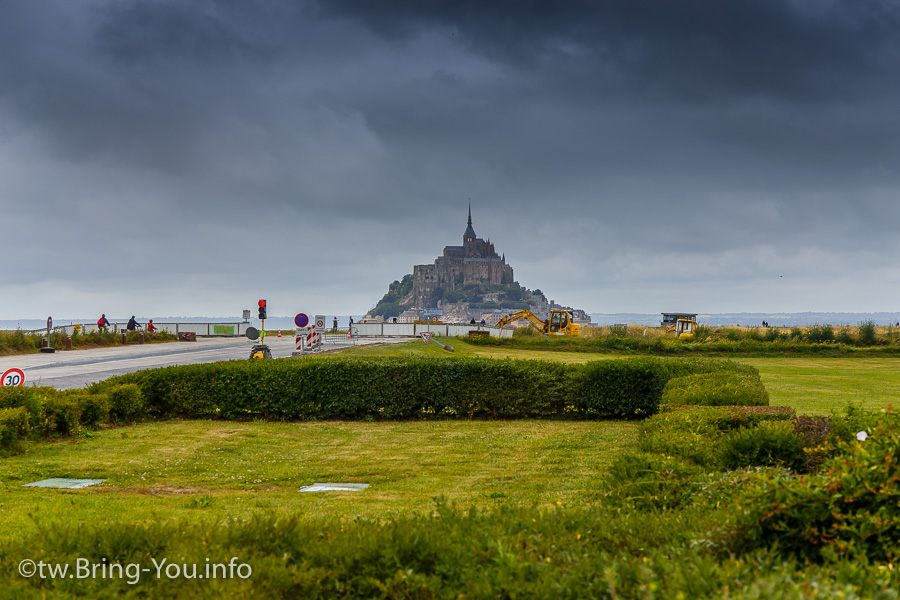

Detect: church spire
463,198,476,243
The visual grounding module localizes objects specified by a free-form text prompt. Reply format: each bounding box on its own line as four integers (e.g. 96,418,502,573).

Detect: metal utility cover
299,482,369,493
22,478,106,489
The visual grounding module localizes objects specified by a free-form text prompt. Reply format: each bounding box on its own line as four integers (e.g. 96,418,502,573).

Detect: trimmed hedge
0,407,30,451
638,406,798,470
0,386,123,452
92,355,765,422
662,372,770,406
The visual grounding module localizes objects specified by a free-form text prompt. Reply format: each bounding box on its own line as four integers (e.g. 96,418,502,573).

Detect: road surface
0,335,414,390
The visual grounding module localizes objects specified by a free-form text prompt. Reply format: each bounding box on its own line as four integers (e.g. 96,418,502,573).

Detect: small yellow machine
495,309,581,336
666,318,696,339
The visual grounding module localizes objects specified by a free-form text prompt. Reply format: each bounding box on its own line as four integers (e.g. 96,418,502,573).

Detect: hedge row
0,385,144,452
93,355,765,422
662,371,770,406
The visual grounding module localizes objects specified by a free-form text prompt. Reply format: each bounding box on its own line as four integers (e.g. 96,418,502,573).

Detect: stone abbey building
412,207,514,308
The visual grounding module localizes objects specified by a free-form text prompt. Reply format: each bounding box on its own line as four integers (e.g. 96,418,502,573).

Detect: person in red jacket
147,319,157,333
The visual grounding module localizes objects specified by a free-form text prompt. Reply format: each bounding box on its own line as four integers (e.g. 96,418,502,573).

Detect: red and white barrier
294,326,322,354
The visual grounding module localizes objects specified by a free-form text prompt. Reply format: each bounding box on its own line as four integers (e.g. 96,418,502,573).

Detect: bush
662,372,769,406
569,358,664,419
806,325,834,343
858,320,877,346
108,384,144,423
0,406,30,451
719,421,806,472
726,410,900,562
71,393,110,429
604,452,704,510
0,386,44,430
41,395,82,436
639,406,796,469
835,328,855,345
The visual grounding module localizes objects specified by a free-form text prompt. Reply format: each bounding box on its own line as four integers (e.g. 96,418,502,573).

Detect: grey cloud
1,0,899,318
319,0,900,102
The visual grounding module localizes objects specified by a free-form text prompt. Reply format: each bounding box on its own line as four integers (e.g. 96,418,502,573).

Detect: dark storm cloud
319,0,900,100
2,0,900,317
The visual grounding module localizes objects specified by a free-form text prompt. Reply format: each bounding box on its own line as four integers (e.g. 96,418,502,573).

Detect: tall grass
0,329,176,355
474,323,900,356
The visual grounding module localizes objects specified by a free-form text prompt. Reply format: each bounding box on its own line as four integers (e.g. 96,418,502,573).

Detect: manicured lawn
0,419,635,544
742,357,900,414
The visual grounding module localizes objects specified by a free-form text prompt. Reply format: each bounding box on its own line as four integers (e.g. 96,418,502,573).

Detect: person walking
97,314,110,332
332,317,338,333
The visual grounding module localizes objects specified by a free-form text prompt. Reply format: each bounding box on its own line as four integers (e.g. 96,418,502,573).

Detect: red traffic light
258,299,266,308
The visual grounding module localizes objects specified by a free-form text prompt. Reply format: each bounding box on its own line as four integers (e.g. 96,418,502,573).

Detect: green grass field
0,419,635,544
3,339,897,541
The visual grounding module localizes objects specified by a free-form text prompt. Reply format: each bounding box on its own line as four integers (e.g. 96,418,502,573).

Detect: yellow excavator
495,309,581,336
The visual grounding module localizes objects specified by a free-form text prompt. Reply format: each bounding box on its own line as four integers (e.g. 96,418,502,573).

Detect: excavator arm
495,309,548,332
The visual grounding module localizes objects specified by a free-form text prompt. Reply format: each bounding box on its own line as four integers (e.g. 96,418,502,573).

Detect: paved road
0,335,414,390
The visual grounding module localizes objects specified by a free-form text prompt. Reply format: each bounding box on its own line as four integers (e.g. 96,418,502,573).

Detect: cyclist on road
97,314,110,332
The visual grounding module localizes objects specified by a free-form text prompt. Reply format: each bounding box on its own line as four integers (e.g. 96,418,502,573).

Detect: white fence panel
415,324,448,337
382,323,416,337
354,322,383,336
174,323,210,335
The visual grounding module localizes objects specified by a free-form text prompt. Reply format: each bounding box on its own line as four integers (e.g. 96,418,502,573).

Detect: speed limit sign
1,368,25,387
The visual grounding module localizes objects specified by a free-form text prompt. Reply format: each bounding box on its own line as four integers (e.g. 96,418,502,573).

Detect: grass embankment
0,330,178,356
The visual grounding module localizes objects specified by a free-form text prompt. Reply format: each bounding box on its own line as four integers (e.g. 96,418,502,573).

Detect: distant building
413,205,514,308
661,313,697,327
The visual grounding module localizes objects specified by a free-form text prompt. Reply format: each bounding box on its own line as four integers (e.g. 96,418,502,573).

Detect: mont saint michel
368,207,590,326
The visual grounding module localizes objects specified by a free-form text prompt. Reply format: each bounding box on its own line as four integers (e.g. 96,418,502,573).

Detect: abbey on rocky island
412,205,514,308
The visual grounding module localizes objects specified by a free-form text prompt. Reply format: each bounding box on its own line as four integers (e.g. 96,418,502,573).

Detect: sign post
292,313,322,355
40,317,56,353
419,331,453,352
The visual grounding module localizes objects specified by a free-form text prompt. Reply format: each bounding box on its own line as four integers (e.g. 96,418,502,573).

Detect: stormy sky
2,0,899,319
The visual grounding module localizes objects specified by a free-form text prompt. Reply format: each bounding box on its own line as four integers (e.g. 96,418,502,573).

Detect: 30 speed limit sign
1,368,25,387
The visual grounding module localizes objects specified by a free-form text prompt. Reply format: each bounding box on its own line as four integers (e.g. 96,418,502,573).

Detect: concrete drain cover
23,478,106,489
299,482,369,493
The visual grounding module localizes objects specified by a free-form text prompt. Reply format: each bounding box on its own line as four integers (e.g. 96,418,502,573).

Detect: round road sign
295,313,309,328
1,368,25,387
315,317,325,329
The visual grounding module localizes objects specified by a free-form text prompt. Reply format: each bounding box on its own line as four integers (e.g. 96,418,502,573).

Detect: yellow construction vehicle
666,318,696,339
495,309,581,336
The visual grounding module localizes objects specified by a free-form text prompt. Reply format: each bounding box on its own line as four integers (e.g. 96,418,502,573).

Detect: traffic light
258,299,267,320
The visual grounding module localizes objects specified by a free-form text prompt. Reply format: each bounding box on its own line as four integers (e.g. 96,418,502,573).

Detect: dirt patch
99,485,209,496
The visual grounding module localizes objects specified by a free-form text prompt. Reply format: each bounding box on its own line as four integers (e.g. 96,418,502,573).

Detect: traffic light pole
250,299,272,359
